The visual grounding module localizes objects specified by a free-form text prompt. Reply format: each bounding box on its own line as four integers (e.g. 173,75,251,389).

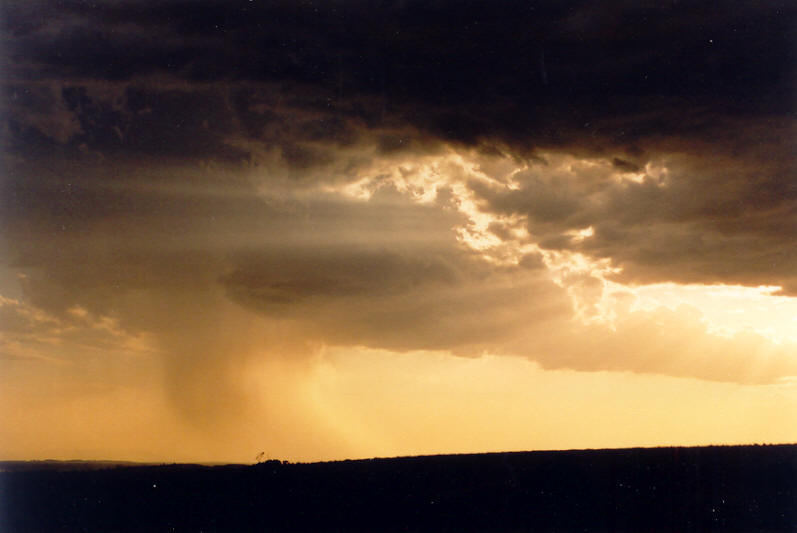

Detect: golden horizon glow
2,347,795,463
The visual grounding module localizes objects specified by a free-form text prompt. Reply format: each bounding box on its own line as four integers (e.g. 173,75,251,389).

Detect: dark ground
2,444,795,532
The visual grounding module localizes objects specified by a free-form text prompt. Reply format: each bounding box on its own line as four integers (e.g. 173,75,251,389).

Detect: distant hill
0,460,160,472
0,459,238,472
1,444,795,532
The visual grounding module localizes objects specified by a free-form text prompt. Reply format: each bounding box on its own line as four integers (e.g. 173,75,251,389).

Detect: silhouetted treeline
1,445,795,532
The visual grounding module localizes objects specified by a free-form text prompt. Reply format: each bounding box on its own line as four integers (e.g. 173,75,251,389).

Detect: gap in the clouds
627,283,797,344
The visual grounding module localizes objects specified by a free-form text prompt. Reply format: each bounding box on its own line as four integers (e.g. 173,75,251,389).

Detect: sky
1,0,795,463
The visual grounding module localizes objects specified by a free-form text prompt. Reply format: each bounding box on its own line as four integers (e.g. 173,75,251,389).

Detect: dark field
2,445,795,532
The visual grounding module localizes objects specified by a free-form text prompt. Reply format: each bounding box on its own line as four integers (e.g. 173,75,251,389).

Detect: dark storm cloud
3,0,794,263
4,0,794,178
4,0,793,172
3,0,794,146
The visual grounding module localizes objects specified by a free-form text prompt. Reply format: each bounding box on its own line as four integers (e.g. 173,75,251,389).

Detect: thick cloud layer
3,0,794,287
6,2,794,122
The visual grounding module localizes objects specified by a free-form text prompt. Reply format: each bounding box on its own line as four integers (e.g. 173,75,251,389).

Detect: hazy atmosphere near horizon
1,0,795,464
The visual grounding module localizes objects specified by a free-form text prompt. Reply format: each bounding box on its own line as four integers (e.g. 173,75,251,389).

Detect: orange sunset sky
1,0,795,463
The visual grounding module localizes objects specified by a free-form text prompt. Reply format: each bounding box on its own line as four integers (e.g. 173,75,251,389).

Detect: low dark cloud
219,244,573,356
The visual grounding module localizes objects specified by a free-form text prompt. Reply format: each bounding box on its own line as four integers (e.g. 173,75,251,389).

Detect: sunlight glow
628,283,797,343
565,226,595,242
